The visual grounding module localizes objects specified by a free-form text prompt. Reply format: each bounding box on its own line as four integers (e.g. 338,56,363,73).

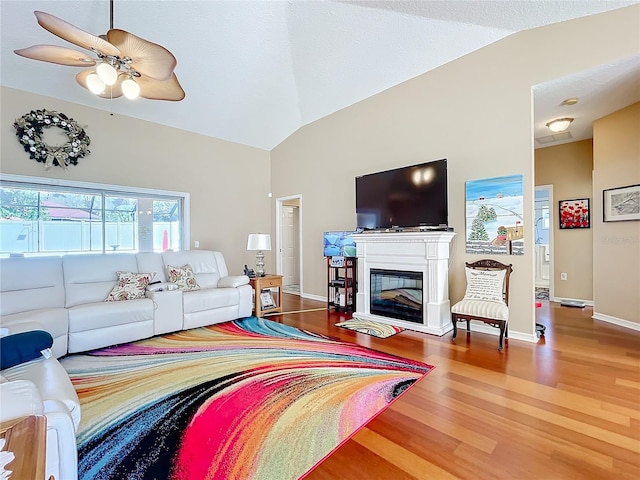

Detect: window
0,174,189,256
541,206,549,230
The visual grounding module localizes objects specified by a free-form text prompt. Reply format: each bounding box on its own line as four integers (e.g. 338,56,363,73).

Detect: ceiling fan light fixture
86,72,106,94
96,61,118,86
546,117,574,133
16,6,184,102
122,76,140,99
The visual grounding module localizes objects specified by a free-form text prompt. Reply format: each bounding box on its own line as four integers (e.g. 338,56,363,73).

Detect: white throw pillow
463,267,506,304
105,271,155,302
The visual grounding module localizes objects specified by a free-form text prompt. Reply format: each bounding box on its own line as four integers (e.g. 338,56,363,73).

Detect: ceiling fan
14,0,185,101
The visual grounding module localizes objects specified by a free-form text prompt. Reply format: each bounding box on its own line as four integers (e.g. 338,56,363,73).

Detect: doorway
276,195,302,295
534,185,553,300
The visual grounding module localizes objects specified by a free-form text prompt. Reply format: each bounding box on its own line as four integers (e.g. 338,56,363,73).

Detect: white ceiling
1,1,639,150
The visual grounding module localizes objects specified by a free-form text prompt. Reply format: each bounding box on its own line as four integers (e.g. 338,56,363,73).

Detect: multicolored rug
336,316,406,338
61,317,432,480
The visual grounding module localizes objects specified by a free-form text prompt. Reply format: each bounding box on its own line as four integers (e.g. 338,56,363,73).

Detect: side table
0,415,48,480
249,274,283,317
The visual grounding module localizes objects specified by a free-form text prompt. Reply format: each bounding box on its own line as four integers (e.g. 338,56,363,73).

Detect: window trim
0,173,190,252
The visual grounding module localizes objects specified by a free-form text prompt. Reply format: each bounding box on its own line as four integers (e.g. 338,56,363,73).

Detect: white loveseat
0,249,252,480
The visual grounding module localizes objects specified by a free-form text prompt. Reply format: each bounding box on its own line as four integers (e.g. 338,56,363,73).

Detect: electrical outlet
560,272,567,281
194,240,200,248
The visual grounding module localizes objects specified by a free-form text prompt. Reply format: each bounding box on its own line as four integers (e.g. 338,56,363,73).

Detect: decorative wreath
13,109,91,170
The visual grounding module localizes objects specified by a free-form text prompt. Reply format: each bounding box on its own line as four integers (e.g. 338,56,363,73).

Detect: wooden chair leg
498,321,505,350
466,320,471,332
452,316,458,339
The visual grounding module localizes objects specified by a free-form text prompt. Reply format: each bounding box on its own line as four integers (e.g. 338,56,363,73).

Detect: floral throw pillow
105,271,156,302
166,264,200,291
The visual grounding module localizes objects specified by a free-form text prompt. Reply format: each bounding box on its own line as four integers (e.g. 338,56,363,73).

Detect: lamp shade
247,234,271,251
96,62,118,86
122,77,140,99
86,72,106,94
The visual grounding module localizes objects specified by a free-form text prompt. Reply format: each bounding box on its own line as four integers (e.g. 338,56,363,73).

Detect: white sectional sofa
0,249,252,480
0,249,252,356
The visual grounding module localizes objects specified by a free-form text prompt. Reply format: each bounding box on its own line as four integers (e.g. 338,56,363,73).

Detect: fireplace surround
352,231,455,336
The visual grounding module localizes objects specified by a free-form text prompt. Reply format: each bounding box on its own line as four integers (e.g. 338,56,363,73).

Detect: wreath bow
45,147,69,171
14,109,90,170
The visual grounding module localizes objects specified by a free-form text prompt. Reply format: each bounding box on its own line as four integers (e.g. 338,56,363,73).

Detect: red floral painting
559,198,590,229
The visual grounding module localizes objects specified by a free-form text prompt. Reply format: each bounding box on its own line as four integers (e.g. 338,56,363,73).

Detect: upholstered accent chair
451,259,513,350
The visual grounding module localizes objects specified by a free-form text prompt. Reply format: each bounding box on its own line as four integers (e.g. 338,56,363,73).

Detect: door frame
535,184,554,300
275,194,303,295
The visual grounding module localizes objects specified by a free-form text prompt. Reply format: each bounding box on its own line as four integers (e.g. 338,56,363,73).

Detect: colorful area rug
336,316,406,338
61,317,432,480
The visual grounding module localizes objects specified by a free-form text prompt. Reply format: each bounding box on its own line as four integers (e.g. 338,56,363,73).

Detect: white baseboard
300,292,325,302
552,296,593,306
592,312,640,331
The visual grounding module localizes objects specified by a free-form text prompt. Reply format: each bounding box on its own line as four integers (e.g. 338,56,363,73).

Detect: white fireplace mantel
352,231,456,336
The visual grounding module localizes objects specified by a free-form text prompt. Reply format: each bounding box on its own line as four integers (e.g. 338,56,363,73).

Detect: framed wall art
559,198,590,229
465,174,524,255
603,184,640,222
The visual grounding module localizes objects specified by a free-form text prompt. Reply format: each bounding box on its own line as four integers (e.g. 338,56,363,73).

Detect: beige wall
270,5,640,338
593,102,640,326
0,87,272,273
2,6,638,335
535,140,593,302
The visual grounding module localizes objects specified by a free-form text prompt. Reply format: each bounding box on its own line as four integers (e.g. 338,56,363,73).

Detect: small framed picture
559,198,590,229
603,184,640,222
329,256,345,267
260,290,275,308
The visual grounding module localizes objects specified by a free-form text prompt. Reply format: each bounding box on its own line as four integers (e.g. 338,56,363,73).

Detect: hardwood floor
268,295,640,480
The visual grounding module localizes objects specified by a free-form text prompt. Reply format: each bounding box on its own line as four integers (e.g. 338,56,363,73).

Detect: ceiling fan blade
107,29,177,81
14,45,96,67
137,73,185,101
34,11,120,57
76,70,123,98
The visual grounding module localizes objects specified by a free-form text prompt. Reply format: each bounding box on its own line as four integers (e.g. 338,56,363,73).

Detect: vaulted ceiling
1,1,638,150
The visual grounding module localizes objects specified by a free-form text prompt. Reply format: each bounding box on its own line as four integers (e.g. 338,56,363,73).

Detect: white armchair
0,332,80,480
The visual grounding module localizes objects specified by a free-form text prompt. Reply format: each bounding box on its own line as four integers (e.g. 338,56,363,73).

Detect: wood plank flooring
267,295,640,479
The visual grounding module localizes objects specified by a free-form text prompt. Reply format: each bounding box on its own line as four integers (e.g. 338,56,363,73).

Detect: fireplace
351,231,455,336
370,269,423,323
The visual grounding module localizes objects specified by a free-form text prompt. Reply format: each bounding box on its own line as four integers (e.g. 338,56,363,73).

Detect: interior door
281,205,299,288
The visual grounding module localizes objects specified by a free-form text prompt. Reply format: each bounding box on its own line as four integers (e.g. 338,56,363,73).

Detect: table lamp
247,233,271,277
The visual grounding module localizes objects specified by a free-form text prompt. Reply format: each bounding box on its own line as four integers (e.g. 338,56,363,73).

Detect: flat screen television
356,158,448,230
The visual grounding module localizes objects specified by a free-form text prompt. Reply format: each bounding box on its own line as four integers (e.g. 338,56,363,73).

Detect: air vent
536,131,573,145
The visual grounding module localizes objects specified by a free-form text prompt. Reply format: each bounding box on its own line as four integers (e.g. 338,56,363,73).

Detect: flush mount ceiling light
546,117,574,133
14,0,184,102
561,97,579,106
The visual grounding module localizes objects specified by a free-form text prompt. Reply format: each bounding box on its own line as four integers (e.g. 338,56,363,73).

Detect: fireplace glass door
370,268,423,323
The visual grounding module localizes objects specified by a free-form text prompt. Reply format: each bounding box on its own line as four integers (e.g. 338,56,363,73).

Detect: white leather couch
0,250,251,480
0,250,252,356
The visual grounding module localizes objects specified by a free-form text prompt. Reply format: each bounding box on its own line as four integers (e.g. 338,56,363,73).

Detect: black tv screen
356,159,448,230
